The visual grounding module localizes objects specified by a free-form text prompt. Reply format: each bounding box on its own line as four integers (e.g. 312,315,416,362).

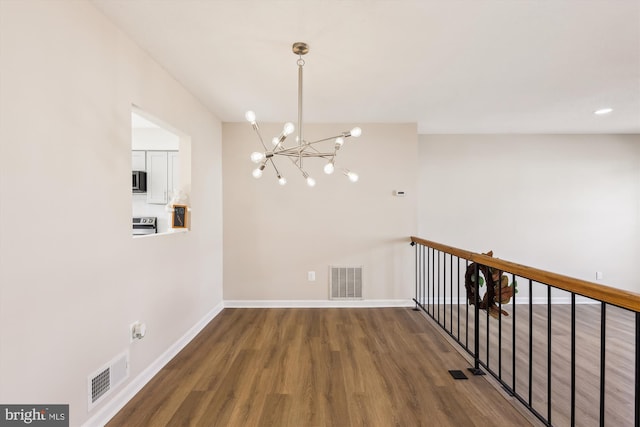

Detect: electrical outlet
596,271,603,280
129,321,146,342
308,271,316,281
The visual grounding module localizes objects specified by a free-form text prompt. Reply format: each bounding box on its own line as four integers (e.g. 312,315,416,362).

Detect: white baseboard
223,299,414,308
82,301,225,427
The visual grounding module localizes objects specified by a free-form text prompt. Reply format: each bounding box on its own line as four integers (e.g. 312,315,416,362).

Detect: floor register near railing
410,236,640,427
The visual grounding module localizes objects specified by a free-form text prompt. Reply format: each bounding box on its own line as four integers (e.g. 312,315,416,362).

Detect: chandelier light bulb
324,162,335,175
245,110,256,123
350,127,362,138
346,171,359,182
306,176,316,187
272,137,280,146
283,122,295,136
335,137,344,148
252,168,263,179
250,152,264,163
278,176,287,185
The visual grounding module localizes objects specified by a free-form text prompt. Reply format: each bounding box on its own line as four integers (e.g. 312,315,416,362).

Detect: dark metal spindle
431,248,435,316
635,311,639,427
416,244,419,309
419,245,424,309
442,251,446,328
512,273,517,395
415,244,420,309
547,285,552,424
486,266,490,368
466,259,469,349
457,257,461,341
571,293,576,427
600,302,606,427
474,262,481,372
437,250,441,324
499,271,503,381
529,279,533,406
450,253,453,334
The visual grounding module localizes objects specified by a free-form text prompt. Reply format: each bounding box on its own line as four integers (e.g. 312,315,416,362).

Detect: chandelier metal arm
277,151,335,158
251,124,269,152
267,157,283,176
306,133,350,145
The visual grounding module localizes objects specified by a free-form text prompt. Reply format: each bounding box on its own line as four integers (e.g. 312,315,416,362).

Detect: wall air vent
88,351,129,410
329,266,363,299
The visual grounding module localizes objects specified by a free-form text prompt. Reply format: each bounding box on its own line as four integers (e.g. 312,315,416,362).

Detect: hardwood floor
107,308,535,427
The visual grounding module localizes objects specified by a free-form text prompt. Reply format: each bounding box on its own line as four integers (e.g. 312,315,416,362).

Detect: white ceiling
92,0,640,134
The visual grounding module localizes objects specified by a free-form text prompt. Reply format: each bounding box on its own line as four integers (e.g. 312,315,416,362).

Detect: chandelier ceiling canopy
246,42,361,187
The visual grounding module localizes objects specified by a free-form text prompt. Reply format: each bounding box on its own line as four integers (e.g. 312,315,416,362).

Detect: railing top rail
410,236,640,313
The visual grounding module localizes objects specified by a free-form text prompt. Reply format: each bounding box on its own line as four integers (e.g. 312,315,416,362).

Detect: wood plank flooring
106,308,535,427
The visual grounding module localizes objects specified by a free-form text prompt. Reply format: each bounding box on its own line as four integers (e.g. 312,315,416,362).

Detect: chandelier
245,42,361,187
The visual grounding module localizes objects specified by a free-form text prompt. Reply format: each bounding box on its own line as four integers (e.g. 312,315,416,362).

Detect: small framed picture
172,204,188,229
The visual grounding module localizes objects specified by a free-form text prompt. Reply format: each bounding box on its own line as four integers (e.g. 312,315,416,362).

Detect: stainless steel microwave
132,171,147,193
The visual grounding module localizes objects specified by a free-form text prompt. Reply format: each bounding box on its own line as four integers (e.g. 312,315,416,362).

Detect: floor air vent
88,351,129,410
330,266,363,299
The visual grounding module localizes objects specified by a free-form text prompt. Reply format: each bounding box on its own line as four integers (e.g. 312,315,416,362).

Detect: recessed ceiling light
594,108,613,115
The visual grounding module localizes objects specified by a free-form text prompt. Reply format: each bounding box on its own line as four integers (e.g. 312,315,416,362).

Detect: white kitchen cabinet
169,151,180,198
132,151,146,171
146,151,179,204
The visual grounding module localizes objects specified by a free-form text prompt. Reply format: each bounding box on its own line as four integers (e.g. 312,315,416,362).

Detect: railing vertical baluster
529,279,533,406
466,259,469,349
414,245,422,310
437,250,441,324
547,285,552,424
635,311,639,427
450,253,453,334
442,251,446,328
457,257,461,341
431,248,435,316
420,245,427,308
426,247,430,315
571,292,576,427
421,245,425,309
474,262,481,372
499,271,503,381
512,273,517,395
600,302,606,427
422,245,426,310
487,266,490,369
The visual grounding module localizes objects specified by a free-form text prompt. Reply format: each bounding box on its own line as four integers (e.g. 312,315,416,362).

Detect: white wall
0,1,223,425
223,123,417,303
417,134,640,294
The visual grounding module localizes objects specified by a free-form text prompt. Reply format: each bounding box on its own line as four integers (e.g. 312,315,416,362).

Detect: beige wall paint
418,134,640,294
223,123,418,301
0,1,223,424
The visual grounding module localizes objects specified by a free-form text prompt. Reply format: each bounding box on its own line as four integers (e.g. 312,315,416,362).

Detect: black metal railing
411,236,640,427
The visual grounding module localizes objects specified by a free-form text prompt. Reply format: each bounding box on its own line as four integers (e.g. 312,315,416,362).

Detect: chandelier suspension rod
297,57,304,169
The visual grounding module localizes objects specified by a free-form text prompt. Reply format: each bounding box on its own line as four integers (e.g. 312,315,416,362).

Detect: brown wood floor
107,308,535,427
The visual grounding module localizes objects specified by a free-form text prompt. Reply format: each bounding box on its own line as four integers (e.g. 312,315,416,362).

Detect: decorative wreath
464,251,518,318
